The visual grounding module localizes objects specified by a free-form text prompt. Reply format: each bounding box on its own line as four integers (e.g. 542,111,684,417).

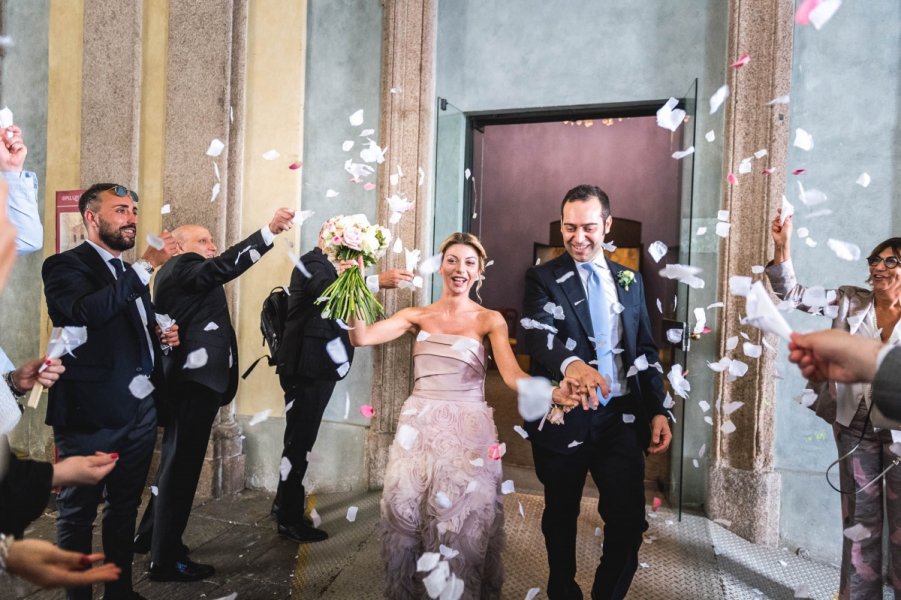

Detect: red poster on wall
55,189,85,254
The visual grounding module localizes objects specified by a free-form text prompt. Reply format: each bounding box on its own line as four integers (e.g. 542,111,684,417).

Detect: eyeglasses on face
105,185,139,203
867,255,900,269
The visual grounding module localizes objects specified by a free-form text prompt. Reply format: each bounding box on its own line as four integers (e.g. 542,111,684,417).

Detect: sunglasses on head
106,185,139,203
867,255,900,269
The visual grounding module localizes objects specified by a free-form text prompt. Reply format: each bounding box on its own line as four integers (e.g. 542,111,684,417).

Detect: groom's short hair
560,184,610,218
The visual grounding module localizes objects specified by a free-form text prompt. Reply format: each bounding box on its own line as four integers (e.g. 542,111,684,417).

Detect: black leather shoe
134,533,190,558
149,559,215,582
277,522,328,543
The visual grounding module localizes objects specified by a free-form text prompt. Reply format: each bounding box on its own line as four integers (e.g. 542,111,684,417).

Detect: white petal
326,338,349,364
500,480,515,495
856,172,871,188
648,241,668,263
279,457,292,481
349,109,364,126
249,409,271,426
184,348,209,369
128,375,154,399
206,138,225,157
709,84,729,114
793,128,814,151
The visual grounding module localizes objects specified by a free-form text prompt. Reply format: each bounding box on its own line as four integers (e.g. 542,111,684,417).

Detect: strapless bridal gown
381,332,505,599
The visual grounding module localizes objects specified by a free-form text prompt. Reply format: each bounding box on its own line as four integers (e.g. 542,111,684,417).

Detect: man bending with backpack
134,208,295,581
273,221,412,542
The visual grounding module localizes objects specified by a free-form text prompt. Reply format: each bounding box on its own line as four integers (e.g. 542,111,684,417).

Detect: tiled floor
5,488,892,599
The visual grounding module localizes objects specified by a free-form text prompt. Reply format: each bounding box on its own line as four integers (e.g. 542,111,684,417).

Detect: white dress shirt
560,254,627,396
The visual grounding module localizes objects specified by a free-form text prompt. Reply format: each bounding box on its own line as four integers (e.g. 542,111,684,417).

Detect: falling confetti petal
648,241,668,263
715,222,731,238
146,233,164,250
843,523,871,542
696,226,707,236
721,420,737,434
525,589,541,600
568,440,583,448
622,414,636,424
754,149,768,159
184,348,209,369
249,409,272,426
128,375,154,399
856,172,871,188
396,424,419,450
204,322,219,331
360,404,374,418
655,97,686,132
517,377,553,421
289,161,302,170
659,264,705,289
726,173,737,185
210,182,221,203
672,146,695,160
161,203,171,215
346,506,359,522
705,130,716,142
793,128,814,151
417,552,441,572
730,54,750,68
206,138,225,157
809,0,841,29
326,338,349,364
419,252,443,275
279,457,291,481
349,109,364,126
709,84,729,115
827,239,861,261
501,480,515,494
513,425,529,439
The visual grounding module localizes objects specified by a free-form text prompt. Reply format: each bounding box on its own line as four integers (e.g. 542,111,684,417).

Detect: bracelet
3,372,25,398
0,533,12,571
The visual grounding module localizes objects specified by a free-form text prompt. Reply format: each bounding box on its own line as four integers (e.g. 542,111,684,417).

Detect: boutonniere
616,270,635,291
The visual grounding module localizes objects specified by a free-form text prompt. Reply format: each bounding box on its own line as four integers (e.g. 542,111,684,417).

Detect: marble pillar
367,0,437,489
706,0,795,545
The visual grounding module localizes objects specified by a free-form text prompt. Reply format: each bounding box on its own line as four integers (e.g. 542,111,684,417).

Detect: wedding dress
381,332,504,599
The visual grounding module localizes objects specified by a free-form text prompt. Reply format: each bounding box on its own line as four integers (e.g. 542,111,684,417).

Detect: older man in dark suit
42,183,179,600
522,184,671,600
132,208,294,582
272,223,412,542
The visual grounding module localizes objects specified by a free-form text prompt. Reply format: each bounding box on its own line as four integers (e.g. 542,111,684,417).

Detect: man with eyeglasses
41,183,179,600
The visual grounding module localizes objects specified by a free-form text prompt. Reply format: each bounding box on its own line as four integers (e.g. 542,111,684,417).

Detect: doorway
432,93,698,510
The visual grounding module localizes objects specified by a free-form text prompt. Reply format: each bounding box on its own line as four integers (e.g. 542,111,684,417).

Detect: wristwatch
134,259,155,275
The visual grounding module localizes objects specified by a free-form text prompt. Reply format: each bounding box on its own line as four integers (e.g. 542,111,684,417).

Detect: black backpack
241,286,289,379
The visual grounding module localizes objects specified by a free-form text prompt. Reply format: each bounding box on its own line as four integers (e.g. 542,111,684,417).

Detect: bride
348,232,579,599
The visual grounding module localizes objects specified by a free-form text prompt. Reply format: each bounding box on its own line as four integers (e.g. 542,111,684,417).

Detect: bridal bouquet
316,214,391,324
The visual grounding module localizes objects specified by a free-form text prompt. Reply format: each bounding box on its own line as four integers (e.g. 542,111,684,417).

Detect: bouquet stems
317,266,384,324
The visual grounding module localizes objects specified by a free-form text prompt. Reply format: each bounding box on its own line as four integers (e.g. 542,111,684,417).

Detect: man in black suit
133,207,295,581
522,184,671,600
273,223,412,542
42,183,179,600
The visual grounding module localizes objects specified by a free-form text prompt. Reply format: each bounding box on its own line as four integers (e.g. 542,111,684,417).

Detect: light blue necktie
582,262,614,405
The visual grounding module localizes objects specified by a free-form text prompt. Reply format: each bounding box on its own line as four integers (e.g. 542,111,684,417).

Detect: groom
522,184,671,600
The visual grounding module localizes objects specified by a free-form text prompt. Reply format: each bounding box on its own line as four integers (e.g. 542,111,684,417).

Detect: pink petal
795,0,821,25
289,161,302,170
652,497,662,512
727,173,737,185
363,182,376,191
762,167,776,175
792,169,806,175
359,404,374,418
730,54,750,68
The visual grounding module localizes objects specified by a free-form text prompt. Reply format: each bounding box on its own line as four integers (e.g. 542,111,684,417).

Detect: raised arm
348,307,418,347
487,311,581,408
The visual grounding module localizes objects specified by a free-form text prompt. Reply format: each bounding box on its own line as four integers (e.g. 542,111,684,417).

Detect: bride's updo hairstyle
439,232,488,298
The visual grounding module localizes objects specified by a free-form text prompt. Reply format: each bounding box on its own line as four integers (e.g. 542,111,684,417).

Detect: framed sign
55,189,85,254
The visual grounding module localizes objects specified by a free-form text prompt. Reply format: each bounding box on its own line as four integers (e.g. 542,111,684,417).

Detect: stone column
161,0,248,497
706,0,794,545
80,0,142,189
367,0,438,488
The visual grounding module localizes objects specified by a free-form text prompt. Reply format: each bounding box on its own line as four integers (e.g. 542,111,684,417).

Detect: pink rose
487,442,506,461
360,404,374,418
343,227,363,250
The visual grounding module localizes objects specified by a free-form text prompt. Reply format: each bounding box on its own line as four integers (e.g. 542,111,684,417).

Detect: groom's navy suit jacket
522,252,667,453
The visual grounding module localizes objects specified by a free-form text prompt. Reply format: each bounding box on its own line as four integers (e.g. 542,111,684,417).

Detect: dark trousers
275,374,335,526
54,395,157,600
136,381,221,565
532,404,647,600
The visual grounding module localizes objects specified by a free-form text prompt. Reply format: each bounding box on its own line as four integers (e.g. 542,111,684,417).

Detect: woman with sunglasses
767,208,901,599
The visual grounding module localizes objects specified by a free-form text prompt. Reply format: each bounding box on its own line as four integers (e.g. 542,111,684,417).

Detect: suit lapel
553,254,593,340
75,242,117,285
